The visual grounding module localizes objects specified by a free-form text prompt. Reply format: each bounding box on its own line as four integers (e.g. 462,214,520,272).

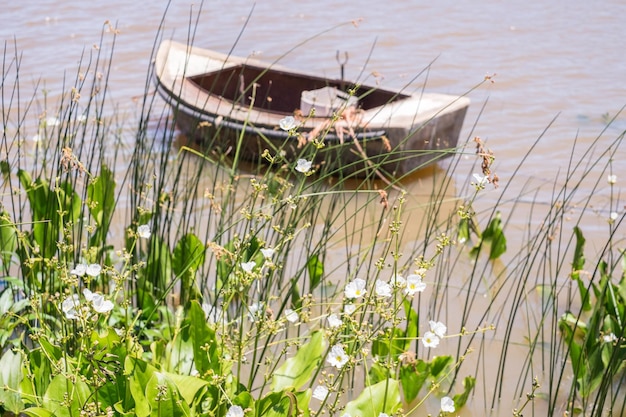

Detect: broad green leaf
343,379,401,417
21,408,55,417
483,212,506,260
368,362,391,386
306,255,324,292
172,233,206,276
189,300,220,375
42,374,91,417
271,331,325,391
400,360,430,403
125,356,155,417
0,349,24,413
256,391,298,417
165,372,209,406
452,376,476,408
430,355,453,379
87,164,116,227
0,211,17,267
145,372,190,417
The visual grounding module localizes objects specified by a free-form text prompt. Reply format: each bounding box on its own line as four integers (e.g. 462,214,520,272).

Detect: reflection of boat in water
154,40,470,175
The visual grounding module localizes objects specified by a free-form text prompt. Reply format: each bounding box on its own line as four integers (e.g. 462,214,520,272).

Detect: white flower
279,116,297,131
344,278,367,299
248,302,262,322
422,331,440,348
327,313,342,328
340,414,352,417
61,294,81,320
472,173,488,188
241,261,256,273
45,116,60,127
327,344,349,369
312,385,329,400
375,280,392,298
86,264,102,277
70,263,87,276
608,174,617,185
378,414,390,417
260,248,275,259
31,134,41,143
284,308,299,323
343,304,356,315
429,320,447,338
610,212,619,221
295,159,313,173
83,288,114,314
77,114,87,123
404,274,426,296
225,405,245,417
603,333,618,343
441,396,455,413
391,274,406,288
137,224,151,239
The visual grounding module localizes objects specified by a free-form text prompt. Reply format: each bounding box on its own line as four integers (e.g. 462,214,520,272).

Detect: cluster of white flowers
60,288,114,319
70,263,102,277
422,320,447,348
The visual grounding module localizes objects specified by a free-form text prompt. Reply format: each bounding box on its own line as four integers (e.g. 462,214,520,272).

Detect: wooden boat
153,40,470,176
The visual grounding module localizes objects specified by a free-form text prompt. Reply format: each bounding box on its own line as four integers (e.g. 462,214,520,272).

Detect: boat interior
189,64,410,116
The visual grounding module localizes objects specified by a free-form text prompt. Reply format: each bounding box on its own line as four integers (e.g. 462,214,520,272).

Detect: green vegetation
0,13,625,417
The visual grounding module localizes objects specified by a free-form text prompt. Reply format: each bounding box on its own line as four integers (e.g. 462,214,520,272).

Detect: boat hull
154,40,470,176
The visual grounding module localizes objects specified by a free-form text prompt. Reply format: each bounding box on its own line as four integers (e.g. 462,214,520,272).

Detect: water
2,0,626,414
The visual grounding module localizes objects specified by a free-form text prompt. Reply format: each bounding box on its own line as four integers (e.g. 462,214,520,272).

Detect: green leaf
256,391,298,417
571,226,586,280
0,211,18,267
42,374,91,417
271,331,325,391
400,360,430,403
483,212,507,260
452,376,476,409
189,300,220,375
343,379,401,417
306,255,324,292
21,407,55,417
145,372,190,417
172,233,206,276
164,372,209,406
430,355,453,379
87,164,116,227
0,349,24,413
125,356,156,417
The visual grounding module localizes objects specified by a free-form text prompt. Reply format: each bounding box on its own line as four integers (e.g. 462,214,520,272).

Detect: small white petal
608,174,617,185
284,308,299,323
441,396,455,413
421,331,440,348
327,313,342,328
260,248,275,259
86,264,102,277
312,385,329,400
295,159,313,173
225,405,245,417
344,278,367,299
241,261,256,273
279,116,296,131
137,224,151,239
70,263,87,276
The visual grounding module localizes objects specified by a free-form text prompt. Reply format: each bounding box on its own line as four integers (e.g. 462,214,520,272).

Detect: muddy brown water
2,1,626,415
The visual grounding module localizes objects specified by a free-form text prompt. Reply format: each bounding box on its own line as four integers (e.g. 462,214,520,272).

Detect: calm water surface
2,1,626,415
